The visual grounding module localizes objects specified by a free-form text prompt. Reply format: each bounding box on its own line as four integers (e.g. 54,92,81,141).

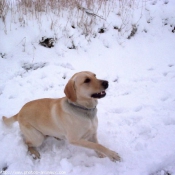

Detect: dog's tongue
101,91,105,95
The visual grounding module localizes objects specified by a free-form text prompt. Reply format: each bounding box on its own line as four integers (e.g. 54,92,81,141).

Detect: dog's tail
2,114,18,127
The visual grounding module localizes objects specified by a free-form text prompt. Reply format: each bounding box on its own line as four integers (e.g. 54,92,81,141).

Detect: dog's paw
96,151,106,158
28,147,40,159
108,150,121,162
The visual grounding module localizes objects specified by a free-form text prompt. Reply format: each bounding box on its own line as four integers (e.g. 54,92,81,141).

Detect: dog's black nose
102,81,108,89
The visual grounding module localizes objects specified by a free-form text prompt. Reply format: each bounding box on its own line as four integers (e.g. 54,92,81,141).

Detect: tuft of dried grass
0,0,9,23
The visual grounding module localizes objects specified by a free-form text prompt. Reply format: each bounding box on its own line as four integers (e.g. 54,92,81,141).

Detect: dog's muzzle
91,80,108,99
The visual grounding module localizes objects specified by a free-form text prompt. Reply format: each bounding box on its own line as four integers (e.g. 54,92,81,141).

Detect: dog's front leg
88,134,106,158
69,139,120,162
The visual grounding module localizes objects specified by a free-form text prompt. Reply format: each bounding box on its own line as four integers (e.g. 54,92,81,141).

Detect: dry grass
0,0,9,23
0,0,144,38
12,0,112,20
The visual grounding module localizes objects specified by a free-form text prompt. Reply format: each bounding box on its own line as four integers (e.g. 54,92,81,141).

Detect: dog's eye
84,78,91,83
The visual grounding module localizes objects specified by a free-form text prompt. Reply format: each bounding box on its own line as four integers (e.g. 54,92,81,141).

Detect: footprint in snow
8,95,16,99
109,108,128,114
122,91,131,96
148,67,154,71
161,96,169,102
60,63,74,70
163,117,175,126
163,72,168,76
134,106,142,112
163,71,175,78
168,64,174,67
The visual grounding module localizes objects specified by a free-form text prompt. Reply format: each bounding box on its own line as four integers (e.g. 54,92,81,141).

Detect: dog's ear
64,79,77,102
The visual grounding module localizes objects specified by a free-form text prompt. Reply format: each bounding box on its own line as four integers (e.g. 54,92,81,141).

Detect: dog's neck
66,99,97,119
67,99,96,111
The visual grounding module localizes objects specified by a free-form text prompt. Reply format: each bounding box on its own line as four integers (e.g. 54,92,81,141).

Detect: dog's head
64,71,108,104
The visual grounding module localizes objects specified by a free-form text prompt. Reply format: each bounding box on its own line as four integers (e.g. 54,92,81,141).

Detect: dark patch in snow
164,0,169,4
1,166,8,173
172,26,175,33
39,37,57,48
114,26,121,32
113,78,118,82
162,18,169,26
98,27,106,34
128,25,137,39
68,41,76,49
22,62,48,71
0,53,6,59
151,1,157,5
143,29,148,33
151,169,171,175
168,64,174,67
62,75,66,79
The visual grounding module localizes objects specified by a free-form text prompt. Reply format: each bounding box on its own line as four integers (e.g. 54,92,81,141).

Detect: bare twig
76,2,105,20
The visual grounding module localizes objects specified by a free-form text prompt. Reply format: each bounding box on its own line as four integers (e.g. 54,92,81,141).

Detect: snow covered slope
0,0,175,175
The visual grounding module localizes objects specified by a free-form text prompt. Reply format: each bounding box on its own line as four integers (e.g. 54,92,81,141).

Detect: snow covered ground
0,0,175,175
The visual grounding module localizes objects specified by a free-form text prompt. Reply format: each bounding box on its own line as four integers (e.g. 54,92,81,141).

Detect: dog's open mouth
91,91,106,98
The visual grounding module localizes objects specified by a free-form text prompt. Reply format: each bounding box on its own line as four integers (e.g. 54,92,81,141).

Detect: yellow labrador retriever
2,71,120,162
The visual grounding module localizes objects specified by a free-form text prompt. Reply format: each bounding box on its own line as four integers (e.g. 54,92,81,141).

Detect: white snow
0,0,175,175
